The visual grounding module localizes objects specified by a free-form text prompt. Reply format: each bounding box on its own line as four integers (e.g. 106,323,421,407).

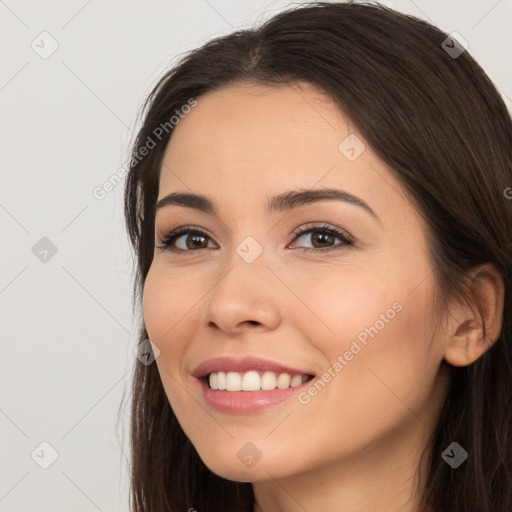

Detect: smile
193,356,316,413
207,370,312,391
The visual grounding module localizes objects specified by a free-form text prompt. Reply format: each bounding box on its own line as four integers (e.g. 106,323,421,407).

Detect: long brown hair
122,2,512,510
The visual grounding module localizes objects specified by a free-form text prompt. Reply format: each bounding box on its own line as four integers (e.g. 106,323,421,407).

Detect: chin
197,445,302,483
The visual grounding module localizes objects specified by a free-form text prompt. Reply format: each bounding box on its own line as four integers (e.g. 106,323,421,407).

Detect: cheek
142,265,192,350
142,266,198,409
293,292,438,458
142,268,166,341
289,266,395,352
293,261,437,393
333,283,438,420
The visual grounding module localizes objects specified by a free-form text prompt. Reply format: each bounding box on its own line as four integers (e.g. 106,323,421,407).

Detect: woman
123,1,512,510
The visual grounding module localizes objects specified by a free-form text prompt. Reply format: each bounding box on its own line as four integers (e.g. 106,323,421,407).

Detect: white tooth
276,373,291,389
241,370,261,391
290,375,303,387
217,371,226,390
261,371,277,390
210,370,308,391
226,371,242,391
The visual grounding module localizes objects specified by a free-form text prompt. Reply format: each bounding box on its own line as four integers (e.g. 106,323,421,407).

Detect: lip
196,375,314,414
192,356,316,414
192,356,314,378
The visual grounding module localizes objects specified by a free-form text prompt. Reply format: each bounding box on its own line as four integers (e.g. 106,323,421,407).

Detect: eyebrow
156,187,380,221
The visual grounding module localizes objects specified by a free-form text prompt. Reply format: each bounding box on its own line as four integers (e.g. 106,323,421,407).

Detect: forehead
164,82,346,168
157,82,415,229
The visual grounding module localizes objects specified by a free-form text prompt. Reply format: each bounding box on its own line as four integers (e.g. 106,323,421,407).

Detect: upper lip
192,356,315,378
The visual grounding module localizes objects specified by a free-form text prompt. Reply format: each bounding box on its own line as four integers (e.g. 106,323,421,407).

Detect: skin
142,82,504,512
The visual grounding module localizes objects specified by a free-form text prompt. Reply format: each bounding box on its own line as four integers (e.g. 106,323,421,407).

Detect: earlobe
443,263,505,367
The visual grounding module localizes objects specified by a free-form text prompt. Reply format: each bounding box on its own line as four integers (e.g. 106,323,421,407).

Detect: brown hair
122,1,512,510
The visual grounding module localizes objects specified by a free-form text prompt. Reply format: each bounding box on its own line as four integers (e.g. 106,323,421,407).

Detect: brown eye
156,227,216,252
183,233,209,249
289,224,354,253
309,231,336,248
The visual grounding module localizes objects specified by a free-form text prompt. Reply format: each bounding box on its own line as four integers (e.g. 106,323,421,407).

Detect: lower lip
196,377,313,414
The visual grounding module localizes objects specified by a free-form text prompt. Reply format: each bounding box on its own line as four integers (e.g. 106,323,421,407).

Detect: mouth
192,356,317,413
202,370,315,391
195,372,317,414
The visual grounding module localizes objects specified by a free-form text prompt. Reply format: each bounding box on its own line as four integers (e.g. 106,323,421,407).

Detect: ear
444,263,505,367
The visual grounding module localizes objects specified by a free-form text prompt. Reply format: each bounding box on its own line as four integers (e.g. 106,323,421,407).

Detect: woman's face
143,82,450,482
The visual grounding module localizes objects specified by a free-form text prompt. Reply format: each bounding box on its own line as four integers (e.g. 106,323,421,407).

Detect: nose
203,251,282,334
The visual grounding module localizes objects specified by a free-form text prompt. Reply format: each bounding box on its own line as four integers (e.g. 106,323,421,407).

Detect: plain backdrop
1,1,511,511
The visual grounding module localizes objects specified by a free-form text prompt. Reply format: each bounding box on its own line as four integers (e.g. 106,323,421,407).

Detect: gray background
1,0,511,511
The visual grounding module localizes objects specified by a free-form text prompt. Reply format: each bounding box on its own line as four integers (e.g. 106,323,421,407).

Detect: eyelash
155,223,355,254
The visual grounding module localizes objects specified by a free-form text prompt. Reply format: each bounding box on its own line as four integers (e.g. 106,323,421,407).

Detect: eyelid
157,224,214,241
287,222,355,252
156,222,354,253
155,224,217,251
288,222,354,244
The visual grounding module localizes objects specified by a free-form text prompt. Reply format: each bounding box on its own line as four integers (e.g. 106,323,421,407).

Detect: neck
251,416,434,512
